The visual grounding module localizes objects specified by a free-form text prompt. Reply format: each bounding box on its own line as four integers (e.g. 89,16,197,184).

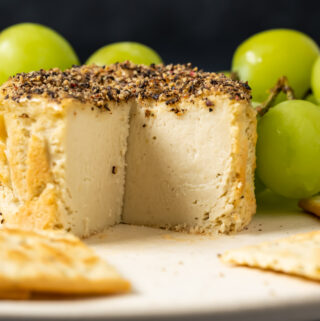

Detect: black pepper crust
0,62,251,108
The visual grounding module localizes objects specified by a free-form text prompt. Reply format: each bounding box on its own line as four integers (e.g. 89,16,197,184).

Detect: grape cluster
232,29,320,199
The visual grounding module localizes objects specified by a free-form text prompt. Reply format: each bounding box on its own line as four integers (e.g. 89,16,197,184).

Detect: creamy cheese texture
0,63,256,237
124,97,256,233
64,102,130,236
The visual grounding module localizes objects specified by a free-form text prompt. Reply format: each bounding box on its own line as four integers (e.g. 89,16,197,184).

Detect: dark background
0,0,319,72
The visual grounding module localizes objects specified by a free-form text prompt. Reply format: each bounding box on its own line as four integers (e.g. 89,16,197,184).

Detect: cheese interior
64,103,130,236
124,100,232,230
123,97,255,233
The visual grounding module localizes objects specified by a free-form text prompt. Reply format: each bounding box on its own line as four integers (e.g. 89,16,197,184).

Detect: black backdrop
0,0,319,71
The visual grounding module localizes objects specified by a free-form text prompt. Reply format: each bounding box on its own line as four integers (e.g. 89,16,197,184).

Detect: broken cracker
0,227,130,299
221,230,320,281
299,194,320,217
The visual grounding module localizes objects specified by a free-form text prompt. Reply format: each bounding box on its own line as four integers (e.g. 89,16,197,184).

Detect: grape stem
302,89,312,100
256,76,295,117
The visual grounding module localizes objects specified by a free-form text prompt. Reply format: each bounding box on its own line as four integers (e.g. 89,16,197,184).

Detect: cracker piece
221,231,320,281
0,228,130,299
299,195,320,217
0,290,30,300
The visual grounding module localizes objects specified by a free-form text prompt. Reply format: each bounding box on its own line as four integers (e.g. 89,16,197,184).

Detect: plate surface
1,192,320,321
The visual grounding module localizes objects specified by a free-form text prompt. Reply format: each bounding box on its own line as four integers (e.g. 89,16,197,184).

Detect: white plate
1,192,320,321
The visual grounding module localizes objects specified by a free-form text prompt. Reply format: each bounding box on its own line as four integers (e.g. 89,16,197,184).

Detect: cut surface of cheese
64,102,130,236
0,62,256,237
124,97,256,233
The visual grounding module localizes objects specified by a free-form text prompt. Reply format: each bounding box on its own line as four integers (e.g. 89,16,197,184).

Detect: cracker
299,194,320,217
221,231,320,281
0,290,30,300
0,228,130,299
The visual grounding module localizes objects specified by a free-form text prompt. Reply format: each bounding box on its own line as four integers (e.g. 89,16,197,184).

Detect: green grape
251,101,261,108
255,171,266,195
255,114,265,196
257,100,320,199
256,189,300,213
311,56,320,101
305,93,319,105
232,29,319,102
86,42,162,66
0,23,79,84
